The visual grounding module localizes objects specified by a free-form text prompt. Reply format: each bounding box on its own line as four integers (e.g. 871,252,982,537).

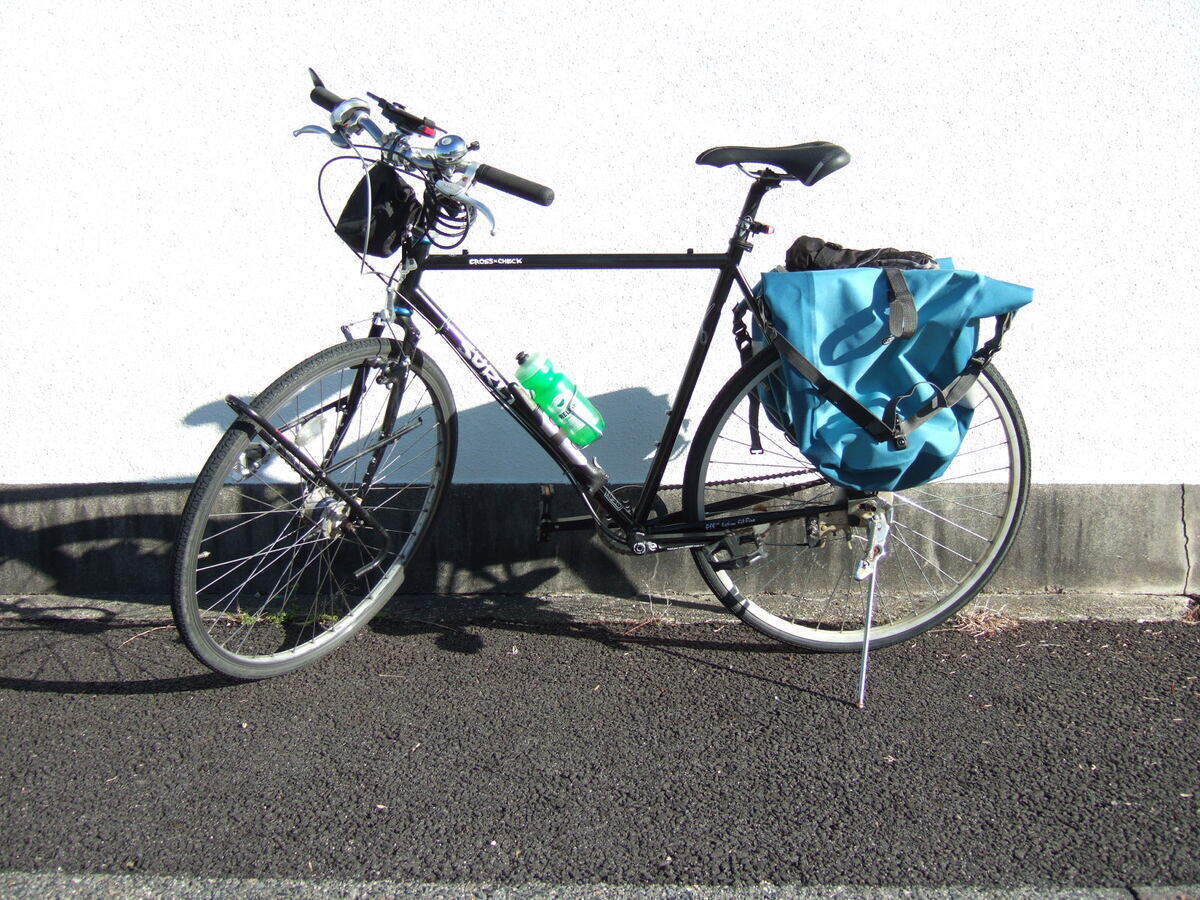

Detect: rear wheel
173,338,457,679
684,350,1029,651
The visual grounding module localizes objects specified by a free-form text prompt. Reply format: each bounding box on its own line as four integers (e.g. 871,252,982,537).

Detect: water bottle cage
548,387,581,424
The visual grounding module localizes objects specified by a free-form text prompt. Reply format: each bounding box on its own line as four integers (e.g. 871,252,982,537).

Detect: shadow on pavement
368,614,847,706
0,599,232,695
0,593,836,701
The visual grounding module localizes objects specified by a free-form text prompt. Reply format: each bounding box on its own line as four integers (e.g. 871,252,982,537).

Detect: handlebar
310,85,344,113
306,69,554,207
475,164,555,207
308,69,346,112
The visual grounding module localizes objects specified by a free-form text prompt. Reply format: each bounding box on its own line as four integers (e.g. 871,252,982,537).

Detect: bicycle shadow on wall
394,384,698,620
182,383,687,486
0,487,189,601
0,386,691,608
185,383,692,608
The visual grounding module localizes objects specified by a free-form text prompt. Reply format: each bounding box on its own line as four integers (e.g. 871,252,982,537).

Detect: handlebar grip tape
310,86,345,112
475,164,555,207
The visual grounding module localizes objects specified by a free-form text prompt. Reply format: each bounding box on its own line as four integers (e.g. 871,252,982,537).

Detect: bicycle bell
434,134,468,161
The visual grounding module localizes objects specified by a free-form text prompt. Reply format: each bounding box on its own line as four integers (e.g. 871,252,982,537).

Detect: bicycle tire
683,349,1029,651
173,337,457,679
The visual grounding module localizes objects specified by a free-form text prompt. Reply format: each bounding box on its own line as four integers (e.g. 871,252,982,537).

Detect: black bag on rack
785,235,938,273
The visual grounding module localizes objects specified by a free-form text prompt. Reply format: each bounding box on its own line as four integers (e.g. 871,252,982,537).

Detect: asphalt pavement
0,594,1197,898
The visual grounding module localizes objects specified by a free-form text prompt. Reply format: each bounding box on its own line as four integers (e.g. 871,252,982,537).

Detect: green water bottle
515,351,606,447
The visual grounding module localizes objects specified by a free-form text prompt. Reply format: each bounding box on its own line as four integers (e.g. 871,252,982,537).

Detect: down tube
402,285,612,497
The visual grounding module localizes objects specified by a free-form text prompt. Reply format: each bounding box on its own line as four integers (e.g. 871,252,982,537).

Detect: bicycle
172,72,1030,688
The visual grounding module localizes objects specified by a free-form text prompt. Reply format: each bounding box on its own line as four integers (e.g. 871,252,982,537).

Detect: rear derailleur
708,493,894,580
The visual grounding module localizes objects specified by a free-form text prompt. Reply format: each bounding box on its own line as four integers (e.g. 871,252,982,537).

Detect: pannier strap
767,330,895,443
883,268,918,341
765,309,1014,452
887,311,1013,445
732,300,765,453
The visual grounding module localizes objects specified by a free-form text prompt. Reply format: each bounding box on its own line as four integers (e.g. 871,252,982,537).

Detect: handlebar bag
334,162,421,258
753,263,1032,492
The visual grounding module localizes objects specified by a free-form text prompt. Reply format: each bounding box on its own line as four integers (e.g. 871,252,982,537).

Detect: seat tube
632,173,782,523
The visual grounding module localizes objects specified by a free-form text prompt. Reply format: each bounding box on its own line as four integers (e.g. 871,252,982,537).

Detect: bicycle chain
593,468,827,556
655,467,822,492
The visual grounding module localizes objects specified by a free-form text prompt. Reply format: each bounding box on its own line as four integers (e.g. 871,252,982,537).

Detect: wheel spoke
174,340,456,678
686,353,1028,651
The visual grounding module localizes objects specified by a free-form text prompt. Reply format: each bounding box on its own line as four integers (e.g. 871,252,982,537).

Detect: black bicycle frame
377,171,830,550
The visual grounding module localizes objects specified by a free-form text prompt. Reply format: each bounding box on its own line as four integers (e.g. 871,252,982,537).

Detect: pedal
711,533,767,571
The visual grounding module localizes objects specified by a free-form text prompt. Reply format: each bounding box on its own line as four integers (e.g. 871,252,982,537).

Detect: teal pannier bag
754,264,1033,492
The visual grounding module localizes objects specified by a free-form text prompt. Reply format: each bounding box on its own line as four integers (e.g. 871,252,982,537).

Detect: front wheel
684,350,1030,651
173,338,457,679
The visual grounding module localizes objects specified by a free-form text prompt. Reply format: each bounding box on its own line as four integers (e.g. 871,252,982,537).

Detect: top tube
421,252,730,271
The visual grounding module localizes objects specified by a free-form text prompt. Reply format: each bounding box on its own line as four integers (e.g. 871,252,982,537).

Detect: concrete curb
1,873,1196,899
1,483,1196,615
0,591,1191,627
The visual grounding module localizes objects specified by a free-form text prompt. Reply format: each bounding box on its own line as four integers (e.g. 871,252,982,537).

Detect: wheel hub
303,489,352,539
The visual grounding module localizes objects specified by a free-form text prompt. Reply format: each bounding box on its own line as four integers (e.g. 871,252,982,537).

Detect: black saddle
696,141,850,186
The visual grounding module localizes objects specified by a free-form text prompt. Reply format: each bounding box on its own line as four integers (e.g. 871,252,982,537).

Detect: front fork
224,394,396,578
223,331,418,580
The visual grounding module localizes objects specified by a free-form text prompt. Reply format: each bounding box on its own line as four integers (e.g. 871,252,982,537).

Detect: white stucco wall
1,1,1196,485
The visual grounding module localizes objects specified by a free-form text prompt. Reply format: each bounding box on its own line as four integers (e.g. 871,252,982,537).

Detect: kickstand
857,567,878,709
851,496,891,709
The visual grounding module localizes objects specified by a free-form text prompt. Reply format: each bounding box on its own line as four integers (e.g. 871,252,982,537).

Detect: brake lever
435,173,496,235
293,124,352,149
294,96,384,149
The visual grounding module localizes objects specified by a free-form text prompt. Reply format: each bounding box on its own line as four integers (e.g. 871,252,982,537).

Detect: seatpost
729,170,782,257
